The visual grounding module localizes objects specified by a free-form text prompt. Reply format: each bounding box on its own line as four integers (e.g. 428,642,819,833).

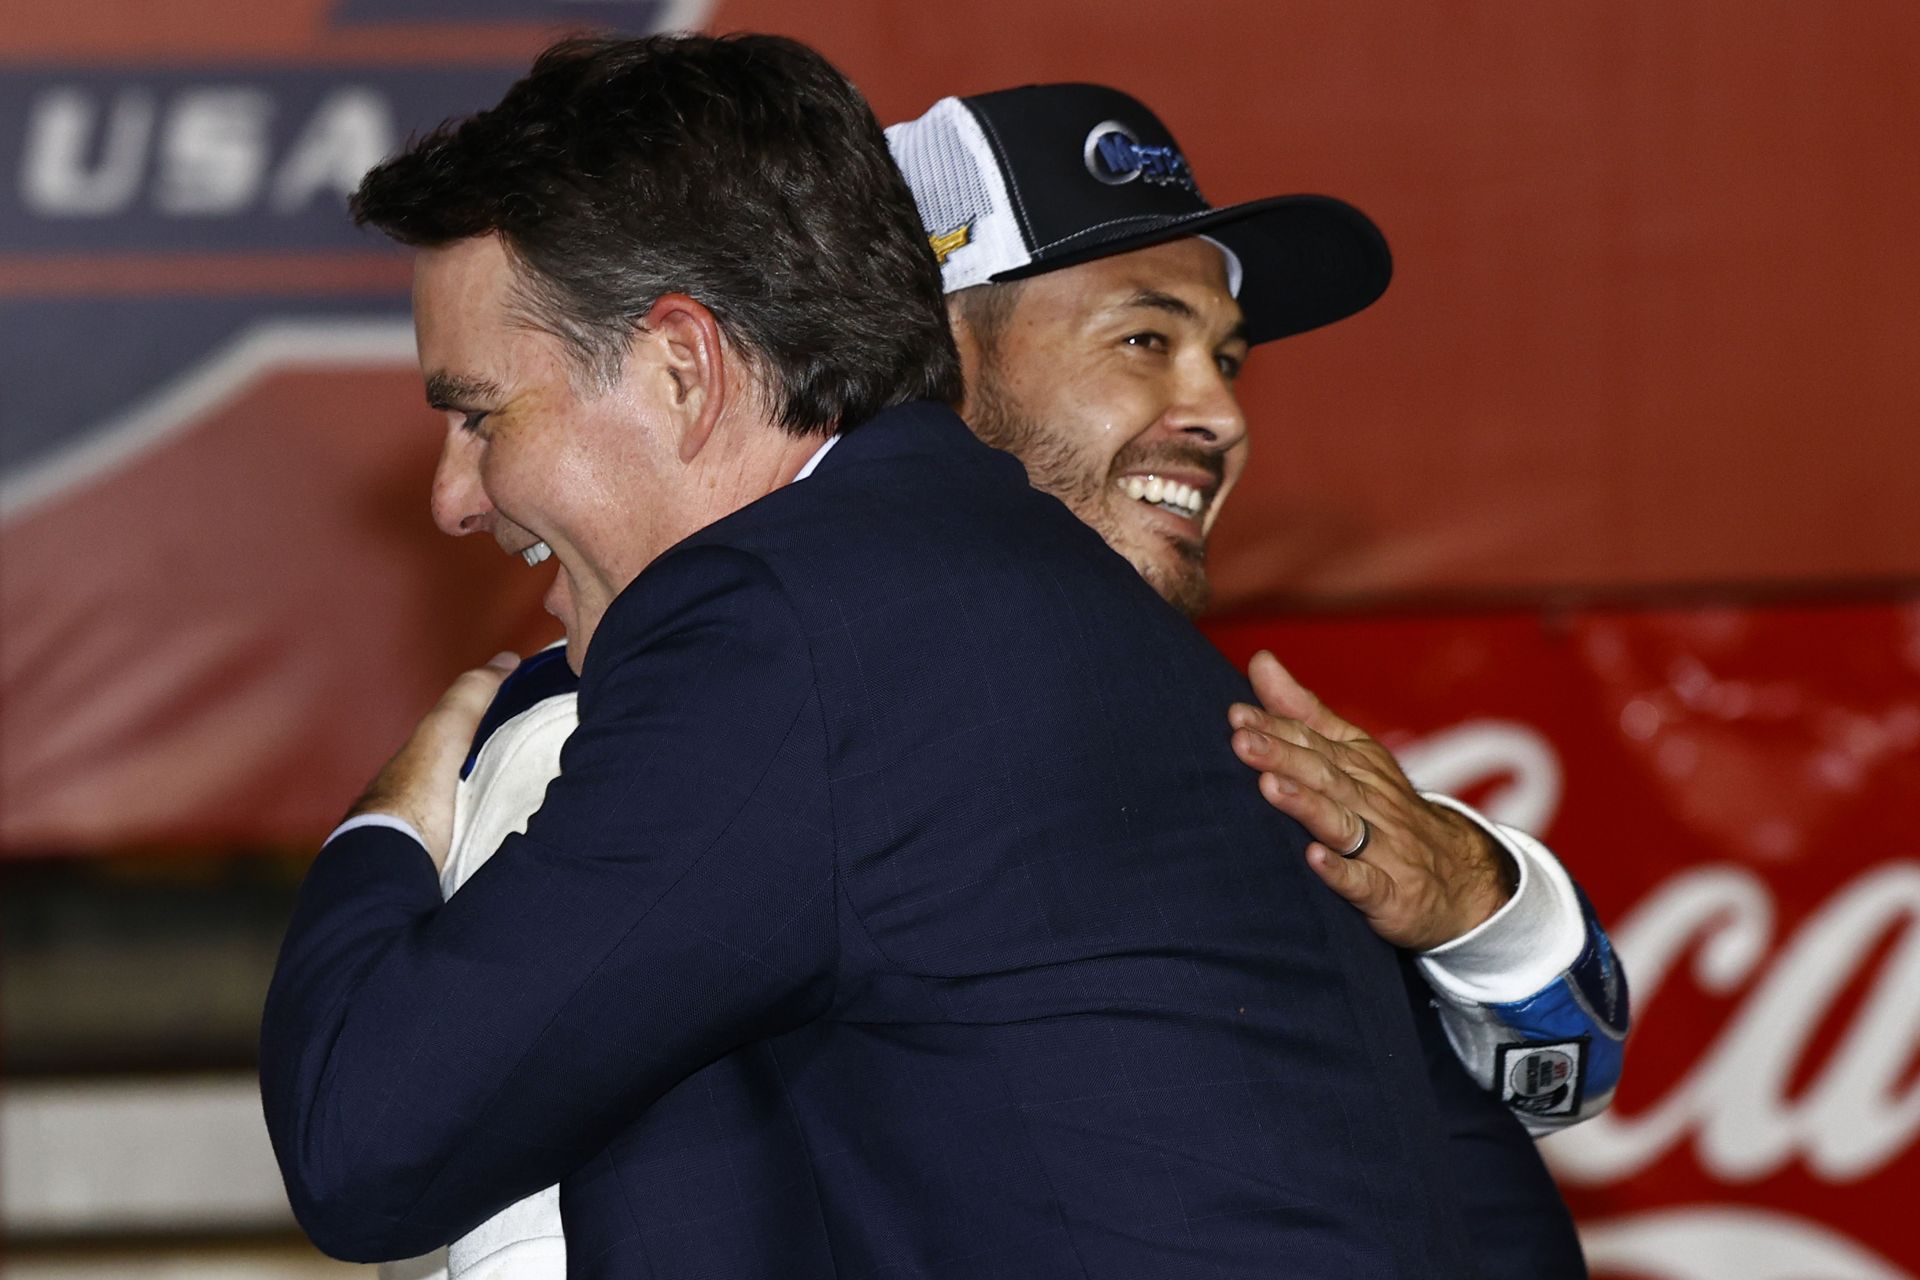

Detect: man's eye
460,411,491,434
1216,353,1245,380
1124,331,1168,352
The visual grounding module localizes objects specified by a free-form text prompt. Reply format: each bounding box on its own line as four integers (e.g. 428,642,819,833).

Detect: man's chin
1152,565,1211,617
545,567,585,658
1131,542,1211,617
1089,509,1212,616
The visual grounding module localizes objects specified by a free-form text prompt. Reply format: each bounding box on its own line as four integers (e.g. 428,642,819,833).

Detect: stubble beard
966,365,1213,618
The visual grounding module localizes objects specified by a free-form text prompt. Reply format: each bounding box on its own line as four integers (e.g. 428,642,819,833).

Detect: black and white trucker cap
885,83,1392,345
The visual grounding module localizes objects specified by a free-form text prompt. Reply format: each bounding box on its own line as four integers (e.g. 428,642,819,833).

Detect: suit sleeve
260,545,837,1262
1415,795,1631,1134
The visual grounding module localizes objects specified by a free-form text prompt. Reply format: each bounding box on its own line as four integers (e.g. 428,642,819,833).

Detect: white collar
792,433,841,482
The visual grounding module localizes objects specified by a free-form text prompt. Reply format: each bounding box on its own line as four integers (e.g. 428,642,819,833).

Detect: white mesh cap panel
885,97,1033,292
1198,234,1245,298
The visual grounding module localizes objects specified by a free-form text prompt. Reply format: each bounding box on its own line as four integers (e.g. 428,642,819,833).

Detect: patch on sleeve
1495,1038,1588,1118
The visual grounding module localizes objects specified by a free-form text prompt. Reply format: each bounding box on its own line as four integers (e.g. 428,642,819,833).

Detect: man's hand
1227,650,1516,951
345,652,519,873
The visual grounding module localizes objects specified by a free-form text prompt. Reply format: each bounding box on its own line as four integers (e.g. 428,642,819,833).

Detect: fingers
1246,649,1319,721
432,652,520,726
1252,763,1368,856
1231,720,1374,805
354,652,521,871
1231,669,1501,948
1246,650,1360,742
1302,839,1394,912
1234,717,1371,852
412,653,523,797
1226,702,1331,757
1229,698,1415,805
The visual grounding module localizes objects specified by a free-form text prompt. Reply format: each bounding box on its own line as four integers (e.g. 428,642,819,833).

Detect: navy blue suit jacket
263,403,1571,1277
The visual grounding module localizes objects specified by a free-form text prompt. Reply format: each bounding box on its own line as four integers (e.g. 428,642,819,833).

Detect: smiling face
954,238,1250,615
413,235,681,669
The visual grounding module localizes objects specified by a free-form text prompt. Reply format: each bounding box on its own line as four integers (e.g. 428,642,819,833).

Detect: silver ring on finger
1339,815,1371,859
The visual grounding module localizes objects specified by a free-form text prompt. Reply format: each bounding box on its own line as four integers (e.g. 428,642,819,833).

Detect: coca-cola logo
1402,721,1920,1280
1549,862,1920,1187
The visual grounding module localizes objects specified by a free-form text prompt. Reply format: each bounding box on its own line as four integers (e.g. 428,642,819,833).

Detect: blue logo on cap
1082,121,1197,194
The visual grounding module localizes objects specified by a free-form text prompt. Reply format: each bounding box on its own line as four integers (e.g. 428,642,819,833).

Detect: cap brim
993,193,1391,346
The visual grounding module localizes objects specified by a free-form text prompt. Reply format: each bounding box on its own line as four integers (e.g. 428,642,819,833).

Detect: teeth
520,541,552,567
1118,474,1204,518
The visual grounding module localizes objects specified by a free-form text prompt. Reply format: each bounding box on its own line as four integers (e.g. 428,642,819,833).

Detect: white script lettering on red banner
1402,721,1920,1280
1549,862,1920,1186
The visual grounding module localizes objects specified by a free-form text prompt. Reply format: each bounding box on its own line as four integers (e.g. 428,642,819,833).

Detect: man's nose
430,427,491,537
1170,362,1249,454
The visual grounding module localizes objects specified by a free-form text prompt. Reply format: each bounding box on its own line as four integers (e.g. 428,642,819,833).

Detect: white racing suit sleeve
378,687,579,1280
1415,793,1631,1136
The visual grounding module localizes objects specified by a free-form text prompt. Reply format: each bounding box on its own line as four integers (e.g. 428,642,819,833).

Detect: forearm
260,825,466,1259
1415,797,1630,1134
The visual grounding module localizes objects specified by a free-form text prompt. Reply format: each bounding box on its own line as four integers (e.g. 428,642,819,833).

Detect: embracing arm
260,546,835,1261
1227,651,1628,1133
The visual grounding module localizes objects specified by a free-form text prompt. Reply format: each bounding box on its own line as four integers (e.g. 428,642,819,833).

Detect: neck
769,429,832,487
684,412,830,529
729,423,829,497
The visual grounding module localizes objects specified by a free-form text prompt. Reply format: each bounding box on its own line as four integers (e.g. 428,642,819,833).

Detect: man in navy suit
264,35,1574,1278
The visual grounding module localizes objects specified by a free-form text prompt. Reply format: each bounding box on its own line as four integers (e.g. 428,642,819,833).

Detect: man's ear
946,299,984,421
640,293,727,463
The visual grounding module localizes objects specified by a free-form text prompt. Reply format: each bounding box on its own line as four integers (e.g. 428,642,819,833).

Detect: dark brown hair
352,33,961,435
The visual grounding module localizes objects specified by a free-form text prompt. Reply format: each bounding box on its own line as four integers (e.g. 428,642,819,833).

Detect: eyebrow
1122,288,1199,321
1118,288,1249,346
424,371,505,410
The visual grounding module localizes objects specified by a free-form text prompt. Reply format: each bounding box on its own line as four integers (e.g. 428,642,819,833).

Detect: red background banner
1212,603,1920,1278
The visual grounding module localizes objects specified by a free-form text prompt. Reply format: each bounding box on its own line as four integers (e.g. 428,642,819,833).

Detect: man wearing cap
372,76,1615,1280
888,80,1626,1142
890,82,1624,1275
